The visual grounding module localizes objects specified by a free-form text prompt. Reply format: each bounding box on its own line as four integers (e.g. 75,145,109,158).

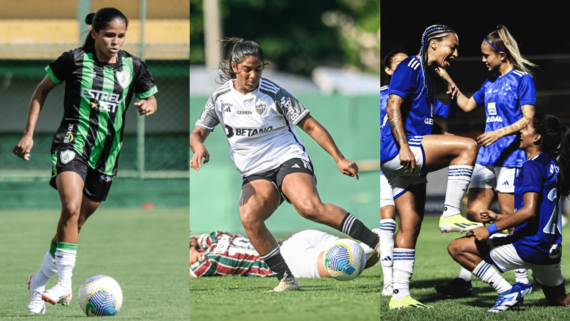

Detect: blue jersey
381,57,456,163
511,153,562,265
472,69,536,167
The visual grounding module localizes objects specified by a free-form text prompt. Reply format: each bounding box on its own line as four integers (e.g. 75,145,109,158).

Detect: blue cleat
511,282,532,295
485,289,524,312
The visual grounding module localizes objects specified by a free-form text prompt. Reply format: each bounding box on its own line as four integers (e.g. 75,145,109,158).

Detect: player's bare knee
61,202,81,219
447,240,460,258
239,208,261,228
466,209,480,222
295,201,322,221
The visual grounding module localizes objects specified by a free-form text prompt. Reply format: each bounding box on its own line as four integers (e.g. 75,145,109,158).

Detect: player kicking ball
448,114,570,312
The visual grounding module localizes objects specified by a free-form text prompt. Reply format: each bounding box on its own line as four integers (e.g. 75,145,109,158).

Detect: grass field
0,207,189,320
189,234,382,321
380,215,570,320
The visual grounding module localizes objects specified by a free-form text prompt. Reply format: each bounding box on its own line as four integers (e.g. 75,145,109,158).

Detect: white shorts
381,145,425,177
381,173,394,207
487,239,564,287
280,230,339,278
469,164,518,193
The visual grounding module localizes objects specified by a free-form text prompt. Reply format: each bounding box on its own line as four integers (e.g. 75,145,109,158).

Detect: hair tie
484,38,505,53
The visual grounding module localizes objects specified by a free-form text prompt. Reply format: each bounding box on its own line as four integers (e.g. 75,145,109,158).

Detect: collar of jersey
230,78,260,99
89,48,124,69
497,68,515,79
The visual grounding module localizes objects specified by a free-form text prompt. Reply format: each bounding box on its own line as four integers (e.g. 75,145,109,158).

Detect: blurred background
0,0,190,209
190,0,380,234
381,3,570,214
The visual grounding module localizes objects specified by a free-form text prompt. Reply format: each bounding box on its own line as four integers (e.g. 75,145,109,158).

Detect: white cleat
382,284,393,296
27,274,46,315
42,283,72,306
269,272,300,292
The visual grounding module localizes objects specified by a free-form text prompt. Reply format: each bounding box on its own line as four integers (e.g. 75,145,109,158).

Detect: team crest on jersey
255,99,267,115
60,150,75,164
115,70,131,89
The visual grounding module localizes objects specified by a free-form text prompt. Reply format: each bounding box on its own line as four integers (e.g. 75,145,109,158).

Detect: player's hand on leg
190,146,210,171
336,158,359,180
480,209,498,224
13,135,34,161
399,146,416,174
466,226,490,241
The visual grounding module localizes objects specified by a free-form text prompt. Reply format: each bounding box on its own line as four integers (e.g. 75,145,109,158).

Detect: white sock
380,219,396,288
472,261,511,294
33,251,58,289
392,248,415,300
55,243,77,287
457,266,472,282
442,165,473,218
514,269,529,284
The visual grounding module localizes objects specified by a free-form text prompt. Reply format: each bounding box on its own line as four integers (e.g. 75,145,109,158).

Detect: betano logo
82,88,126,113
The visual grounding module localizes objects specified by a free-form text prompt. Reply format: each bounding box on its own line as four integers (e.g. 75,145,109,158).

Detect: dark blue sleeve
472,81,486,105
434,99,457,120
518,74,536,106
520,161,544,194
388,63,417,100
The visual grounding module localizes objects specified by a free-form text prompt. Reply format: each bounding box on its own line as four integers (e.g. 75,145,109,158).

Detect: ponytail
218,38,268,83
485,25,538,77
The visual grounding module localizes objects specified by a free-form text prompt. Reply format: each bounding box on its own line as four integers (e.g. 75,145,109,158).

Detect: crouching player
190,229,379,278
448,114,570,312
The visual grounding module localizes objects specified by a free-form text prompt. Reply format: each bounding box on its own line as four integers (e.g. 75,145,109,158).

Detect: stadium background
190,0,381,235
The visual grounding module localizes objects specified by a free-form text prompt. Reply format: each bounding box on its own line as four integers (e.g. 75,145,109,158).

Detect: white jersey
196,78,311,176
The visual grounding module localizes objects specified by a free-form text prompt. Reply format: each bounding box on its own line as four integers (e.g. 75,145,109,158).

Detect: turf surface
380,215,570,320
0,208,189,320
189,233,382,321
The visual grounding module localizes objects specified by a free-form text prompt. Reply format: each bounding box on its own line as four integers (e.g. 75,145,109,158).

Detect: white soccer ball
323,239,366,281
78,275,123,317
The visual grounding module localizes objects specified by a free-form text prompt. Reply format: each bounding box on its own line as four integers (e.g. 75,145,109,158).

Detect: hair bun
85,13,95,25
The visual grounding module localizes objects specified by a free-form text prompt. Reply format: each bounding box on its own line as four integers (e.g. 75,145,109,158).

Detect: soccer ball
323,239,366,281
78,275,123,317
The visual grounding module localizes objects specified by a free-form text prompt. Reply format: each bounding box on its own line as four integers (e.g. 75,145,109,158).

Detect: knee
464,139,478,158
61,202,81,219
295,201,323,221
466,208,480,222
447,240,461,258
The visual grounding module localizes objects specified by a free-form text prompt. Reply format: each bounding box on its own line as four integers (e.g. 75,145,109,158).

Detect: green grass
0,208,189,320
189,235,382,321
381,215,570,320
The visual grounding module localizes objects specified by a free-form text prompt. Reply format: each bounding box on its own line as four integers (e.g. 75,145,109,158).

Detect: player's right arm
12,75,57,161
434,67,479,112
190,96,221,171
387,94,415,172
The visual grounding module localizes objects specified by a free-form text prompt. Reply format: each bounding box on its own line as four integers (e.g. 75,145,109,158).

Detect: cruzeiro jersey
46,48,158,176
196,78,310,176
190,231,275,277
511,153,562,265
472,69,536,167
381,59,456,164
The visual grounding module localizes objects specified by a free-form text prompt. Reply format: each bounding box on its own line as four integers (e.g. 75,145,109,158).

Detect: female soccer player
13,8,158,315
190,38,380,292
435,25,537,297
448,114,570,312
381,24,483,308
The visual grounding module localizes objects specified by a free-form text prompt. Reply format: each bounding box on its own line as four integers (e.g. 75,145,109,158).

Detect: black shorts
242,158,316,205
49,149,113,202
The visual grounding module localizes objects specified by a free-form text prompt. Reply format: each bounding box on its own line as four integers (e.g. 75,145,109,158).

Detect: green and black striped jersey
46,47,157,176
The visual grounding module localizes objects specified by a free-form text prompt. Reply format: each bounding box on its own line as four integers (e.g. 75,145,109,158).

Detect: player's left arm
477,104,535,147
134,95,157,116
298,115,359,180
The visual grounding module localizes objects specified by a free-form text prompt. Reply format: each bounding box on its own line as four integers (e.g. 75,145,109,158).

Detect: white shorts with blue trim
381,143,427,200
280,230,339,278
381,172,394,207
486,237,564,287
469,164,518,193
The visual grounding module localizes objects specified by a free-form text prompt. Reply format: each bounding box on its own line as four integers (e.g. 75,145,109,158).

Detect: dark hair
383,51,406,71
218,38,268,83
419,25,455,93
485,25,537,76
82,8,129,50
532,114,570,197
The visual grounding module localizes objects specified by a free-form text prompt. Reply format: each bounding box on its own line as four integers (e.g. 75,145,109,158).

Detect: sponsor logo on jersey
99,175,113,182
488,102,497,115
237,110,252,115
60,150,75,164
64,124,74,143
115,70,131,89
255,99,267,115
234,126,273,137
486,116,504,122
424,118,434,125
221,102,233,111
281,97,301,121
550,164,560,174
82,88,126,113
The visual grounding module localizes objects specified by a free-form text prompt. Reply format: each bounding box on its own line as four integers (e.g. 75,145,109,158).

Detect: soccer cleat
511,282,532,295
389,295,432,309
269,272,300,292
27,274,46,315
382,284,393,296
439,214,483,233
434,278,473,297
485,289,523,312
42,283,73,306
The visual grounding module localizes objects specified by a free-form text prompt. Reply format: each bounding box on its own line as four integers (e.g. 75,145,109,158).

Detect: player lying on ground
190,38,380,292
435,25,537,298
448,114,570,312
13,8,157,315
189,230,379,278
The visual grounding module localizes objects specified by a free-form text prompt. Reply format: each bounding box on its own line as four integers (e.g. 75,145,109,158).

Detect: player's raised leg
281,172,380,255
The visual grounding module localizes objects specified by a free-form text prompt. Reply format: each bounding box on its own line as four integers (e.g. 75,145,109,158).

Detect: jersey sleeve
189,254,218,277
518,74,536,106
195,97,220,132
388,61,418,99
45,51,74,85
520,161,544,194
434,99,457,120
276,88,310,125
134,60,158,99
472,81,486,105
